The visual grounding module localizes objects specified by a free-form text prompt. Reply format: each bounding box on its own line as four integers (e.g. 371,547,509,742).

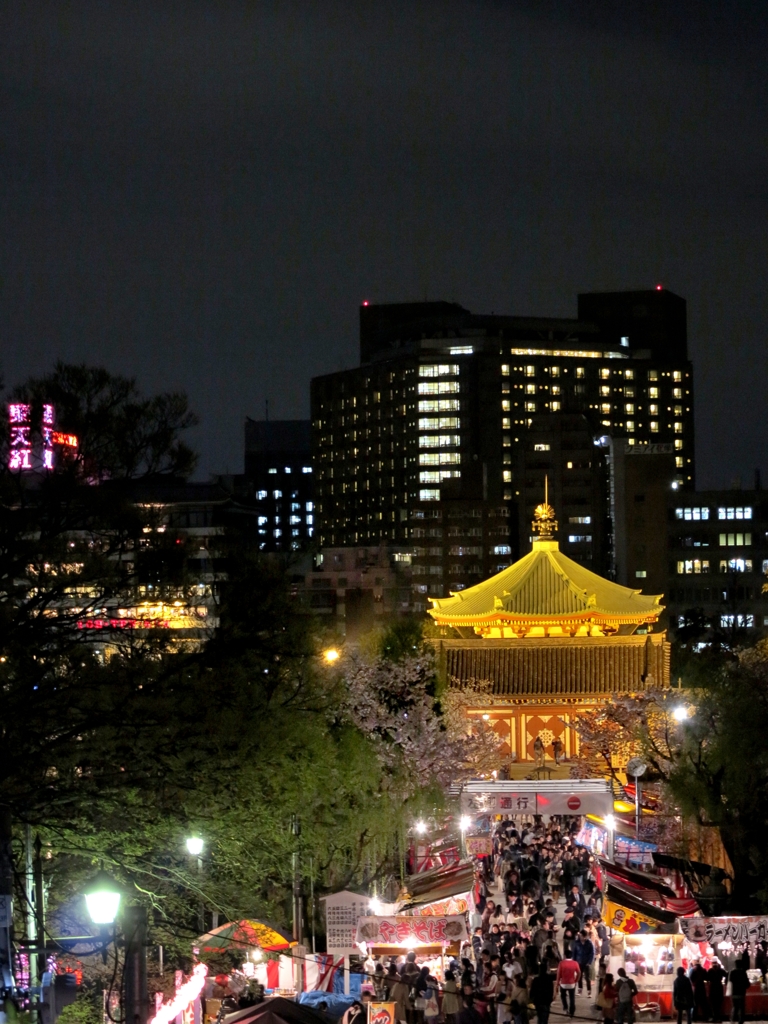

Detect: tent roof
223,998,330,1024
429,539,662,626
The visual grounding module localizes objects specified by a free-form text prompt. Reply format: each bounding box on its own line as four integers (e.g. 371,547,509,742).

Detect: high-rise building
666,485,767,644
242,419,315,552
311,290,694,606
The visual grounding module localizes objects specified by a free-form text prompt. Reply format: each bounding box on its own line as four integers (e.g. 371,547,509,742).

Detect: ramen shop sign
356,915,467,946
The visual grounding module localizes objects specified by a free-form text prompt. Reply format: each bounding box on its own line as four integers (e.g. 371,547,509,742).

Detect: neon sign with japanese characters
7,404,77,471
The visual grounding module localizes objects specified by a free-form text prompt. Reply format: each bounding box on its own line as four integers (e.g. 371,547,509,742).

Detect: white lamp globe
186,836,204,856
84,870,122,925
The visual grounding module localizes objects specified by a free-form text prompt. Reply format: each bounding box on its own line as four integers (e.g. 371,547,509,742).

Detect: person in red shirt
555,956,581,1018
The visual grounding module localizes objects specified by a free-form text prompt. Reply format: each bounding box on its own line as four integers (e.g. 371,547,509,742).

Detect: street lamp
459,815,472,832
185,837,204,857
84,869,122,926
672,705,689,722
322,648,340,664
414,820,427,834
603,814,616,862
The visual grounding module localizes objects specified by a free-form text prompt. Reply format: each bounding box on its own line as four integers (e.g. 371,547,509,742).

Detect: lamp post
185,838,205,934
84,871,149,1024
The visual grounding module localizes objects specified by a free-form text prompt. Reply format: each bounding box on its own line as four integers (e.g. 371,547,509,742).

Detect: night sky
2,1,767,487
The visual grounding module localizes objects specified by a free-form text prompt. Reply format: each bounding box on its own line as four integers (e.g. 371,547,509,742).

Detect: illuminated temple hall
429,498,670,769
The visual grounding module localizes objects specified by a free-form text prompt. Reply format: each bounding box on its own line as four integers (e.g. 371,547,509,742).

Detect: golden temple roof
428,538,663,635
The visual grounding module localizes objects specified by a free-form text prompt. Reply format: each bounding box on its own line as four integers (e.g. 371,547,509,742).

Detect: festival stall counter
678,917,768,1018
355,915,468,960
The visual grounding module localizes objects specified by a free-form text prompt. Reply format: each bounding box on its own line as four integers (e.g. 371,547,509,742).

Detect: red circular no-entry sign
567,796,581,810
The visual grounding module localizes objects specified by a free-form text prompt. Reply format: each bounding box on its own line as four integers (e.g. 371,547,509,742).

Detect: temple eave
432,611,660,628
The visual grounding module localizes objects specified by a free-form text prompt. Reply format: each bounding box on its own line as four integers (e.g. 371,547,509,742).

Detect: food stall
679,917,768,1017
354,915,468,978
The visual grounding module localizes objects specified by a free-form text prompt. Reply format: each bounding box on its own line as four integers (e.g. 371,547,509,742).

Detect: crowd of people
345,815,760,1024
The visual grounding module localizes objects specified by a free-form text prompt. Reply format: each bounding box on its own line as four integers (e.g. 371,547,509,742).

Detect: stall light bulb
415,820,427,834
604,814,616,831
460,815,472,832
369,897,382,914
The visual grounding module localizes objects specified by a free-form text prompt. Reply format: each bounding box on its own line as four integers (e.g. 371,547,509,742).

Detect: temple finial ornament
532,475,558,540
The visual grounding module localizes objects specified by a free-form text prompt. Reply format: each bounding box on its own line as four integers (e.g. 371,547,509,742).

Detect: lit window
525,383,536,394
675,456,684,468
418,417,460,430
273,490,282,499
501,364,510,376
289,515,301,525
673,388,682,398
620,336,629,347
649,403,659,414
635,570,646,578
449,346,473,355
420,470,460,483
566,461,573,469
718,507,753,520
302,466,313,473
575,367,585,378
493,545,512,555
419,399,460,412
550,401,561,411
550,385,561,395
268,468,277,474
625,403,635,414
673,405,683,416
419,452,461,465
419,489,440,501
284,466,292,473
525,402,536,412
626,421,635,432
502,417,511,428
418,381,460,395
258,516,268,525
273,528,282,538
719,532,751,547
673,370,683,381
650,421,659,433
501,400,511,411
419,435,460,448
306,515,313,525
675,507,709,520
503,470,512,482
525,365,536,376
306,501,314,511
419,364,460,377
568,534,592,543
601,404,611,414
533,443,550,451
674,439,683,449
720,559,752,573
256,490,267,500
600,368,610,379
600,386,611,397
625,369,634,379
569,516,591,524
649,387,659,399
624,386,635,397
550,366,560,376
648,369,659,381
674,421,683,433
721,614,754,628
677,560,709,574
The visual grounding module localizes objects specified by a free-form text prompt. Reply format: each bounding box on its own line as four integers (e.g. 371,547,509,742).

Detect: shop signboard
322,891,372,954
355,915,468,946
605,900,663,934
680,917,768,946
465,836,493,857
368,1003,396,1024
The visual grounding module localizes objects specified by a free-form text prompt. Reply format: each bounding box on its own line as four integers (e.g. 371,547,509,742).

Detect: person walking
673,967,694,1024
573,929,595,997
707,959,727,1024
728,956,750,1024
530,962,554,1024
614,968,637,1024
597,973,617,1024
555,954,581,1018
442,970,461,1024
689,961,709,1022
534,735,545,767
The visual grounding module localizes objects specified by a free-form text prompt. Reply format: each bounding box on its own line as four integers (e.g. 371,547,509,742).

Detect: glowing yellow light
323,648,340,663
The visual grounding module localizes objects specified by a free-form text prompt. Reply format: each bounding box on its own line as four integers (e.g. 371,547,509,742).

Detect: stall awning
598,857,678,901
605,881,677,925
398,860,475,908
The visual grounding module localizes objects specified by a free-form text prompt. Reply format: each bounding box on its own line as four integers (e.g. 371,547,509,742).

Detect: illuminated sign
7,404,78,471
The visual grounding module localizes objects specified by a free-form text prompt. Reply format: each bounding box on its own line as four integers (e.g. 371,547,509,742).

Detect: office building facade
311,291,694,604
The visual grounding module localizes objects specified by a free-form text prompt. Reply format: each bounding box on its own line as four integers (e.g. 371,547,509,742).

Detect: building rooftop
429,536,663,636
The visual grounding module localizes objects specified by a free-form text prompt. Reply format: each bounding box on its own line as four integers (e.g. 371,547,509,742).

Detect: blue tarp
298,992,357,1019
